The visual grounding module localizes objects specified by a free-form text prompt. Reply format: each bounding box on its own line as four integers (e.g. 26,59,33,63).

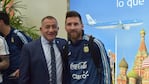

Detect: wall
21,0,67,38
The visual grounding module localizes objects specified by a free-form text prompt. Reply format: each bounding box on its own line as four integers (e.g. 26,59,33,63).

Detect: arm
94,39,112,84
0,36,9,70
11,31,32,78
19,44,30,84
0,55,9,70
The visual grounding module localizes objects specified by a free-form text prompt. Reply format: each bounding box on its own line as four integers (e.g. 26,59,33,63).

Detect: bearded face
65,17,83,41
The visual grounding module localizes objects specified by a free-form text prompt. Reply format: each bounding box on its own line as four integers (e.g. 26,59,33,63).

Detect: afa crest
83,45,89,53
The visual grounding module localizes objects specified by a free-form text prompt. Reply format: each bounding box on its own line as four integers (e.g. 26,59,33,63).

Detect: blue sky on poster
70,0,149,73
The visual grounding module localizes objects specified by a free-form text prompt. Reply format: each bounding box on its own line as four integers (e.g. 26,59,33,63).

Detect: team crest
83,45,89,53
11,37,14,43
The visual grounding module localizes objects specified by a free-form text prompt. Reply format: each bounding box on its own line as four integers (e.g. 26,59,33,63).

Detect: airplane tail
85,14,96,25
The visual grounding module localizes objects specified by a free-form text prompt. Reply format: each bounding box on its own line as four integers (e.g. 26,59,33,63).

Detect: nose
69,24,76,30
49,27,53,30
48,28,55,33
48,26,57,32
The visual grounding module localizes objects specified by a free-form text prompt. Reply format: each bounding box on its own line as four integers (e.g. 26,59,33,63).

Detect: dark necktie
49,42,57,84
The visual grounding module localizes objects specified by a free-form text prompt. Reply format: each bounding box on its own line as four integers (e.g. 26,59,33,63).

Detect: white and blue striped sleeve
94,39,111,84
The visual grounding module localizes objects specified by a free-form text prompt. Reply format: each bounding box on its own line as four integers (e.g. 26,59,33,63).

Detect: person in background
19,16,70,84
0,11,32,84
0,36,9,84
65,10,112,84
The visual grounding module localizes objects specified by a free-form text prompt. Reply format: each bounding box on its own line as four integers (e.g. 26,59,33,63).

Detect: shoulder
12,29,32,43
83,34,104,45
21,39,41,53
24,38,40,47
0,36,7,47
0,36,5,42
94,38,104,47
55,38,67,52
55,38,67,45
83,34,105,49
55,38,67,42
0,36,5,47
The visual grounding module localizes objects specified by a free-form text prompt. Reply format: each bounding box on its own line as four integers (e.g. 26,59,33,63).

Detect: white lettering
70,61,87,70
117,0,125,8
127,0,144,8
117,0,144,8
72,71,89,80
139,0,144,5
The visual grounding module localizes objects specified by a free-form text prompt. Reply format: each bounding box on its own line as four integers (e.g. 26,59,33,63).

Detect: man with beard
65,11,111,84
19,16,70,84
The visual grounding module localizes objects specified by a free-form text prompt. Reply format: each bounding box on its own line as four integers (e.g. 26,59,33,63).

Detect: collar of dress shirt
41,36,56,45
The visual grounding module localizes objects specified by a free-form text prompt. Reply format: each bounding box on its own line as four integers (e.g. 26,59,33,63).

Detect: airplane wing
87,20,122,29
122,20,143,26
93,21,120,29
85,14,143,30
89,20,143,30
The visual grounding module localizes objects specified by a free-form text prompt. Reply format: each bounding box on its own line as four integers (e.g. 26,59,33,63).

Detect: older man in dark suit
19,16,70,84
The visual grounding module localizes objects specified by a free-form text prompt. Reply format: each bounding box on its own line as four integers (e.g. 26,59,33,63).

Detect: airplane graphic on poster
86,14,143,30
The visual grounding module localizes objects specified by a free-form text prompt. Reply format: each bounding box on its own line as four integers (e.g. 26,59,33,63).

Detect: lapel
55,39,61,52
55,39,65,60
37,38,50,77
55,38,64,54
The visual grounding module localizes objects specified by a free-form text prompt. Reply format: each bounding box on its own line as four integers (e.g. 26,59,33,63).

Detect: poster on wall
70,0,149,83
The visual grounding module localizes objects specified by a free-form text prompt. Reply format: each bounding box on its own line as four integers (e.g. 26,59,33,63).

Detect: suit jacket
19,38,70,84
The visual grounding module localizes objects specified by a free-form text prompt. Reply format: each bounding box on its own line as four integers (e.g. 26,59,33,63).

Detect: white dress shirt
41,36,62,84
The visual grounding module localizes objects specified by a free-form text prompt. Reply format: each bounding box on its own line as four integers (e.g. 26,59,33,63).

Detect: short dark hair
65,11,83,24
0,11,10,25
41,16,57,24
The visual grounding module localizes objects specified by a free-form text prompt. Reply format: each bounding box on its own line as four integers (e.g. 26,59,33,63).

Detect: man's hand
9,69,19,78
0,55,9,70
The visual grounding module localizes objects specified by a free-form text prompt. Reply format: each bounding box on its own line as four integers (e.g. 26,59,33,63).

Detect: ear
40,27,42,31
81,24,84,29
57,27,59,30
